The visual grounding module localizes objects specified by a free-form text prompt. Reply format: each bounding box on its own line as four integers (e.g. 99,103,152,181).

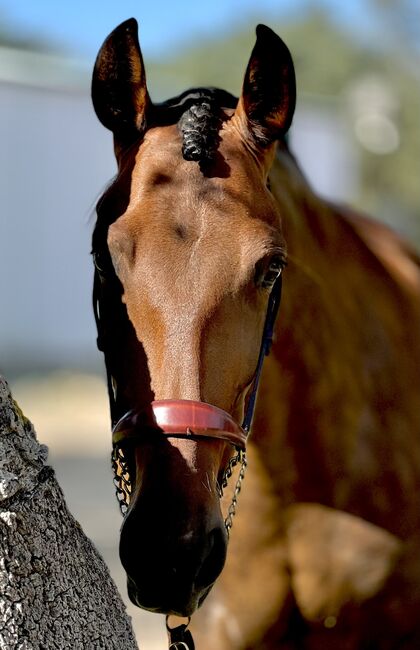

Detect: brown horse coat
192,148,420,649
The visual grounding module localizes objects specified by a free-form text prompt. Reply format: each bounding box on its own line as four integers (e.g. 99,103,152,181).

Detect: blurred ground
10,371,167,650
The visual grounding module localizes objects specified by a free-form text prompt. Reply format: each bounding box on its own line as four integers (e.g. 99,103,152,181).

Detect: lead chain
222,451,247,536
111,445,247,535
217,449,247,535
111,446,132,515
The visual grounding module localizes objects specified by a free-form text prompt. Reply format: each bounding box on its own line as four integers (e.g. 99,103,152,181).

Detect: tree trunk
0,375,139,650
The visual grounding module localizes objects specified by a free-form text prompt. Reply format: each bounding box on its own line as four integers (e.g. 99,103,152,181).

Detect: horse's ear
237,24,296,146
92,18,150,144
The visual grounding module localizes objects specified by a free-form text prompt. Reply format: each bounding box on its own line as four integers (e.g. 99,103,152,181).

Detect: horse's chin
127,576,212,617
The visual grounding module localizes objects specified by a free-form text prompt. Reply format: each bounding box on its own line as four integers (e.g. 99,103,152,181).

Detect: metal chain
111,444,247,534
217,448,242,496
111,446,132,515
220,451,247,536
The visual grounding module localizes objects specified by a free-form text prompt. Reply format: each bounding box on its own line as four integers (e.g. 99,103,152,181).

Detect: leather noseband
112,399,248,450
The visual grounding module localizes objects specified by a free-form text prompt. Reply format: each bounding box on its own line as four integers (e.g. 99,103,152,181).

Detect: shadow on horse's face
92,20,294,616
120,436,229,615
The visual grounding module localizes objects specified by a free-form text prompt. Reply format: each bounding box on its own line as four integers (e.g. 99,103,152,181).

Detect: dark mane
152,88,238,163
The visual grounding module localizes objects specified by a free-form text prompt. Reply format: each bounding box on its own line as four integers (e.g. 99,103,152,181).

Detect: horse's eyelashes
93,250,113,277
255,254,285,289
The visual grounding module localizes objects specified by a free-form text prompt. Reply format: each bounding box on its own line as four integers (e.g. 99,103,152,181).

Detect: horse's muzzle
115,400,239,616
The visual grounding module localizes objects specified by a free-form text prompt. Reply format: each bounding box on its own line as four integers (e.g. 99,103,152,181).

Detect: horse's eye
93,250,112,277
256,255,285,289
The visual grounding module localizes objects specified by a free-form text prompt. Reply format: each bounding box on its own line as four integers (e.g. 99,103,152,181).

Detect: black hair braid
179,100,221,163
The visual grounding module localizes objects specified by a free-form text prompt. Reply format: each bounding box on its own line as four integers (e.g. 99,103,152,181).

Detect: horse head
91,19,295,617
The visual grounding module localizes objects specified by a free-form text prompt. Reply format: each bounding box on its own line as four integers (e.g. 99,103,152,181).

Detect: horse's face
92,20,295,616
108,125,283,414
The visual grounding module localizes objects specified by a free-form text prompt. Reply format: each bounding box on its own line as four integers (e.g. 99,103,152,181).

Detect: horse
91,18,420,649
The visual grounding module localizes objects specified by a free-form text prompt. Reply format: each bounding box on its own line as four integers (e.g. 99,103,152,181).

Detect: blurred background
0,0,418,647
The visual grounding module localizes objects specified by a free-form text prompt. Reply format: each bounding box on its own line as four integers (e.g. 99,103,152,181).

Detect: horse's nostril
195,527,227,589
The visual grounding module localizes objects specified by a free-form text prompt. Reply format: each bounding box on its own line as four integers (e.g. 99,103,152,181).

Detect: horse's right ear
92,18,150,145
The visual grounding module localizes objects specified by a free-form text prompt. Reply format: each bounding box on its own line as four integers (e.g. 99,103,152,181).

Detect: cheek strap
241,275,282,432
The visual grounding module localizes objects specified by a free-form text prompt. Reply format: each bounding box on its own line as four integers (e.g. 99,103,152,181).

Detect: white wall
0,76,116,374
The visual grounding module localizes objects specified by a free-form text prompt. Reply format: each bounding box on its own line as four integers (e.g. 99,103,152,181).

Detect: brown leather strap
112,399,247,450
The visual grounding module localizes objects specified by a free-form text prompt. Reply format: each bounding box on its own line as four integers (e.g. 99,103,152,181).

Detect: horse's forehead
129,121,255,185
110,125,279,299
123,124,268,229
112,122,282,276
135,124,183,167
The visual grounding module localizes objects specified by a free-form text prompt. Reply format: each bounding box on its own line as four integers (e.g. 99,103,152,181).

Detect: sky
0,0,382,61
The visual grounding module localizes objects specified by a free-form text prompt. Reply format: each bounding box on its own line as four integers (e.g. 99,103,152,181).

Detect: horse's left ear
92,18,151,148
236,24,296,146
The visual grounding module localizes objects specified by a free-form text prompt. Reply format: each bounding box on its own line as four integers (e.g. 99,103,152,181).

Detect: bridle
93,253,283,524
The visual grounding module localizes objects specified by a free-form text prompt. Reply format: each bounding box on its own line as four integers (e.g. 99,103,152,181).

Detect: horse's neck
271,149,420,415
253,149,420,533
258,151,361,502
271,147,358,274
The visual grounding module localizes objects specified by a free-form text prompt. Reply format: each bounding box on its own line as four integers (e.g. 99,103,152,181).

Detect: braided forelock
178,95,222,163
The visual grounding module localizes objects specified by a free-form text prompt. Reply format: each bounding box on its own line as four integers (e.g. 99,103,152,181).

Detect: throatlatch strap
93,268,120,427
241,275,282,433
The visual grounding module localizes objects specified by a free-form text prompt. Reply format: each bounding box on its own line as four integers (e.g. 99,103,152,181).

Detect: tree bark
0,375,139,650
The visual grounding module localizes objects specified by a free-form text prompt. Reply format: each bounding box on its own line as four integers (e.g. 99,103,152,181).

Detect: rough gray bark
0,375,139,650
